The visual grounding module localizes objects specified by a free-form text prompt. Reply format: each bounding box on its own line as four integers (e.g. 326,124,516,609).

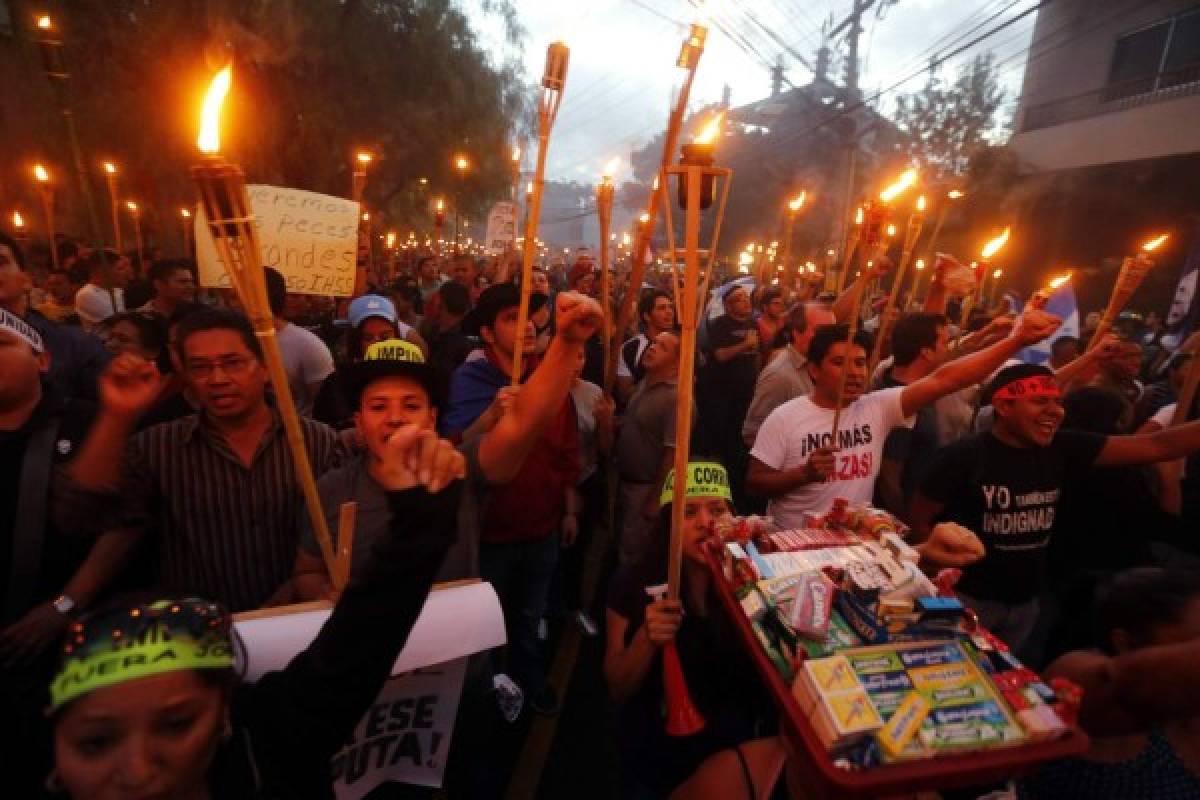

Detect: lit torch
870,192,928,372
32,164,58,270
1087,233,1169,350
597,157,619,393
513,40,570,383
189,64,341,588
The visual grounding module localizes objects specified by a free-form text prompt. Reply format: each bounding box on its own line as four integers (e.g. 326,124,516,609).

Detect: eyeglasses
63,597,230,658
185,356,253,380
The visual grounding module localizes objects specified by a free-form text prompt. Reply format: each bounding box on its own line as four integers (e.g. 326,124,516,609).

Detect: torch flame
356,151,373,165
788,192,806,212
33,164,49,183
12,211,24,228
1048,274,1071,291
512,146,521,162
103,161,117,175
694,112,724,145
879,168,918,203
435,198,444,212
197,65,232,154
916,195,927,212
992,268,1002,279
981,228,1010,260
639,211,650,224
915,258,925,270
947,189,965,200
886,224,897,237
602,157,620,180
854,207,864,225
36,14,52,30
1142,233,1168,252
125,200,138,213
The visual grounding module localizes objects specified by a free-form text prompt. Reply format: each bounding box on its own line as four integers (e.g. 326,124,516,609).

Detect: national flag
1018,282,1079,364
1161,224,1200,351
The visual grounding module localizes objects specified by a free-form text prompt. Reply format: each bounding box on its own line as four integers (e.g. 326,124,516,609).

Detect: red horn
663,640,706,736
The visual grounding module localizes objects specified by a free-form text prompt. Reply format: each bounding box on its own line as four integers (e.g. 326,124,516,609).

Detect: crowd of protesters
3,225,1200,800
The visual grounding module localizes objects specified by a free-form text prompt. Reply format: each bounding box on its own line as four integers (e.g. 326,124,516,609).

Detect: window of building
1163,9,1200,87
1107,10,1200,99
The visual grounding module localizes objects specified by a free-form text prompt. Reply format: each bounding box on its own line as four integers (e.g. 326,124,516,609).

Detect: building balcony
1021,61,1200,132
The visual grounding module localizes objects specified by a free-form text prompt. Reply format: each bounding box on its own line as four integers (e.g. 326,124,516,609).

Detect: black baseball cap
341,339,446,409
463,283,549,336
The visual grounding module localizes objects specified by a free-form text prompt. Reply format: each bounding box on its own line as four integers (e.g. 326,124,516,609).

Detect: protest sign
195,184,360,297
330,659,468,798
484,201,516,254
233,581,504,681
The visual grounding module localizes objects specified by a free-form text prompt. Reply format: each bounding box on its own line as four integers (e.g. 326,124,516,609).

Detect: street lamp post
34,14,103,246
453,154,469,249
180,208,193,256
125,200,144,271
33,164,59,270
102,161,122,252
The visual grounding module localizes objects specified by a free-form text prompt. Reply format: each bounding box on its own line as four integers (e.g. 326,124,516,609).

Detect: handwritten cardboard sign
195,184,360,297
484,201,516,255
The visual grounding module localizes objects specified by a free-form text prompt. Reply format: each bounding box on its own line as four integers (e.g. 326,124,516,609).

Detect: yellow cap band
364,338,424,363
660,461,732,507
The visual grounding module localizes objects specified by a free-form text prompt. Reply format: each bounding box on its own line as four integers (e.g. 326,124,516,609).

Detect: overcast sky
474,0,1039,182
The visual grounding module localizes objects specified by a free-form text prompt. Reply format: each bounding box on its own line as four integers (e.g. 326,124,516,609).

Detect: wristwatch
52,594,77,615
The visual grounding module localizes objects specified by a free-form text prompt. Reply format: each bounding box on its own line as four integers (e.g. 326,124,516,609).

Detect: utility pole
828,0,874,262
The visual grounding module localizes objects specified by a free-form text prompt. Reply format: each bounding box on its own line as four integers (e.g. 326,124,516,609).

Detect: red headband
992,374,1061,402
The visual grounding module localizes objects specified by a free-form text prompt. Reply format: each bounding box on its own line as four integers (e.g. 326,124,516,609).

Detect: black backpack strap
4,414,61,623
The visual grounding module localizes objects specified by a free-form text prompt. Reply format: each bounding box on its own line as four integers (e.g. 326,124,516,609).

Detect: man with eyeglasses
56,308,344,612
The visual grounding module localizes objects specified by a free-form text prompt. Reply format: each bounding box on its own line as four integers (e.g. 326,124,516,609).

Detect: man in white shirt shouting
746,310,1061,530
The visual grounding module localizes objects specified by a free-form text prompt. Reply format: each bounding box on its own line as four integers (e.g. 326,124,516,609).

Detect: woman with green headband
604,461,768,797
45,424,463,800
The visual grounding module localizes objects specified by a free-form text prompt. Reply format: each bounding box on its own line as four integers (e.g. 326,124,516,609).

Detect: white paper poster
330,658,468,797
195,184,360,297
484,201,516,254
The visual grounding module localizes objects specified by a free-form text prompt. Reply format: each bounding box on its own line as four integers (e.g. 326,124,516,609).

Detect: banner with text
195,184,359,297
484,201,516,255
331,659,467,799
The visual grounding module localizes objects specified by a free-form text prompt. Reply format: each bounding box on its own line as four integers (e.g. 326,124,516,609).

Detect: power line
751,0,1048,159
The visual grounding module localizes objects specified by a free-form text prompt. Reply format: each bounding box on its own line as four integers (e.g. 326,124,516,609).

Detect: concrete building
1010,0,1200,172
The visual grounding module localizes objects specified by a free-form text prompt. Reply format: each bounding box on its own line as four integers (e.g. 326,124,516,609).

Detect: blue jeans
479,535,560,694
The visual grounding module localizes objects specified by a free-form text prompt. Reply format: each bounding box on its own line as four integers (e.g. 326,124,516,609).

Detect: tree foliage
3,0,528,246
893,53,1006,180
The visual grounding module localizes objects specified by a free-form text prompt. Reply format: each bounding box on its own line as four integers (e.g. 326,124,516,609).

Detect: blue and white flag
1161,225,1200,351
1018,283,1079,364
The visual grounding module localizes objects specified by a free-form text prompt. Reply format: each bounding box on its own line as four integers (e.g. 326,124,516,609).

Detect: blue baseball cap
347,294,398,328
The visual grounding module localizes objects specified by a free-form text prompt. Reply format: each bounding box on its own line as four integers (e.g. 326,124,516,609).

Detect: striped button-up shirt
120,410,342,611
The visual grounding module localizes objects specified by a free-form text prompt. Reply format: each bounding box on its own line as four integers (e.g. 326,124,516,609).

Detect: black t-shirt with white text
918,430,1106,604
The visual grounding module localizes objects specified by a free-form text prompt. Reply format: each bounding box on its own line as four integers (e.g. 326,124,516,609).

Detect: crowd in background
4,226,1200,799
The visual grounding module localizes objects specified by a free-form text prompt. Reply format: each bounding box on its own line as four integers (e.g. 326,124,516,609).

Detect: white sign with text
195,184,359,297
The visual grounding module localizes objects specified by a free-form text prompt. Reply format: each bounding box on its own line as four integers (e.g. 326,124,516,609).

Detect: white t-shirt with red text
750,387,913,529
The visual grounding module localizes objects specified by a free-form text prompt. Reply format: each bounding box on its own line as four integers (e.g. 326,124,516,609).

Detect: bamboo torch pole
835,207,863,294
869,194,925,373
829,169,916,439
1087,234,1169,351
615,24,707,366
190,65,338,580
597,159,617,394
512,42,569,385
657,112,731,738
